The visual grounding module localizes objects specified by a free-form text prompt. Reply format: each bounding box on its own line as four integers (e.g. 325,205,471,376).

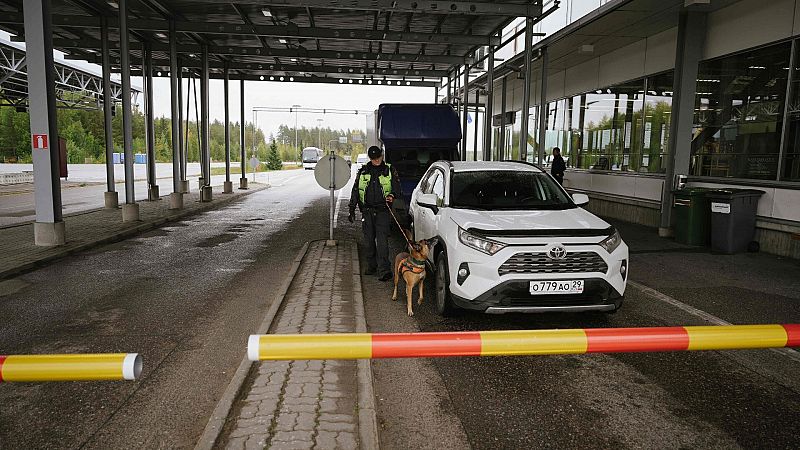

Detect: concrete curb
0,185,268,281
194,241,311,450
350,240,381,450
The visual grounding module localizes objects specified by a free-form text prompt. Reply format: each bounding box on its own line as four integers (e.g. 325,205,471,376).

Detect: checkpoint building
1,0,798,260
449,0,800,259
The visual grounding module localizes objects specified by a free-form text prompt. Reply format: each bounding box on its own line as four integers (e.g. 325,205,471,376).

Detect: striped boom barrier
0,353,142,382
248,324,800,361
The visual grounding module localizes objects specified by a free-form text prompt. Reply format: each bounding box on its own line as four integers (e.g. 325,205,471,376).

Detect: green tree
266,140,282,170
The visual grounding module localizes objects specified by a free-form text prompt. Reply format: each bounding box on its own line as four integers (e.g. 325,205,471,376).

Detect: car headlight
458,228,506,255
599,229,622,253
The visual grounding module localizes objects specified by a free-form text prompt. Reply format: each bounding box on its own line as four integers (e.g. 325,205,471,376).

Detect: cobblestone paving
0,184,264,279
225,241,361,450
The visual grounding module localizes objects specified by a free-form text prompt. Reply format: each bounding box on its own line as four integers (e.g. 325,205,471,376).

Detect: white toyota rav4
409,161,629,316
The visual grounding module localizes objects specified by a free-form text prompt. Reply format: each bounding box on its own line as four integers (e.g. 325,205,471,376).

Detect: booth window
691,42,790,180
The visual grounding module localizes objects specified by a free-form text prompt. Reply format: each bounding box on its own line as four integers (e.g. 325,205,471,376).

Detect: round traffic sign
314,154,351,190
249,156,259,169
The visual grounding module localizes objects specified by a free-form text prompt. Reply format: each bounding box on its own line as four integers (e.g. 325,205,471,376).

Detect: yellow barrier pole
0,353,142,382
248,324,800,360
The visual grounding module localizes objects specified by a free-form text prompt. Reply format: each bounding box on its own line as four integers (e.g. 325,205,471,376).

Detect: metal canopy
0,37,137,109
0,0,544,85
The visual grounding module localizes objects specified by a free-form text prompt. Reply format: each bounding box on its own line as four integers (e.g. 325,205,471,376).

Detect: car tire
435,254,456,317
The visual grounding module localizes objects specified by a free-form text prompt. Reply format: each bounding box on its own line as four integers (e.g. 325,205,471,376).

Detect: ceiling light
261,8,272,17
270,76,274,81
280,76,284,81
289,77,294,81
260,76,264,80
368,79,372,84
339,79,343,83
278,39,288,44
290,58,297,62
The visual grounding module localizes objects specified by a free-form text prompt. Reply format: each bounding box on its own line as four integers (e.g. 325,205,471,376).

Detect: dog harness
399,256,426,276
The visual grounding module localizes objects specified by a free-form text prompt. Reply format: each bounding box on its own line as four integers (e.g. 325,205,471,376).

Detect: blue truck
370,103,461,216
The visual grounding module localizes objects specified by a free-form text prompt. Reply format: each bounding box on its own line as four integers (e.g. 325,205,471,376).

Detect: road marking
274,174,302,187
333,191,347,229
628,280,800,363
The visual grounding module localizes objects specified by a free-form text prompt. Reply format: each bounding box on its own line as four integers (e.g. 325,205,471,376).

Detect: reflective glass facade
691,42,791,180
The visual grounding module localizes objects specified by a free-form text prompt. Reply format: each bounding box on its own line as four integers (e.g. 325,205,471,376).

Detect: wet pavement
1,165,799,449
342,210,800,449
0,170,332,448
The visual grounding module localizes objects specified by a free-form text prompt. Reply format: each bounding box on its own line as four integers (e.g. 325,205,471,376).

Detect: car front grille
498,251,608,276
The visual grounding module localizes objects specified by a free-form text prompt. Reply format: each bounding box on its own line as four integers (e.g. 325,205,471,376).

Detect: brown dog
392,230,437,317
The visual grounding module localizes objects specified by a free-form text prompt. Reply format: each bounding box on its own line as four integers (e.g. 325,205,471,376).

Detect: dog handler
348,145,402,281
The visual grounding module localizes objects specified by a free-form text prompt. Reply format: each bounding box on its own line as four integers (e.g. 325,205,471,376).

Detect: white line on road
333,190,347,229
628,280,800,363
273,174,303,187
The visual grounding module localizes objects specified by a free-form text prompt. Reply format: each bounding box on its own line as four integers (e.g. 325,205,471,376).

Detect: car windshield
450,170,575,210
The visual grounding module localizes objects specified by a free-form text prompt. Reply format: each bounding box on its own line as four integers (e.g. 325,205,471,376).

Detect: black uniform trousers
362,207,391,275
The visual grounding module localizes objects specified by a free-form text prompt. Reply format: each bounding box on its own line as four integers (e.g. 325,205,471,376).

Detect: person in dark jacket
551,147,566,185
348,145,402,281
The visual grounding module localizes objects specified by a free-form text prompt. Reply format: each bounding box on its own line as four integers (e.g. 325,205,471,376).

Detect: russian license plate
529,280,584,295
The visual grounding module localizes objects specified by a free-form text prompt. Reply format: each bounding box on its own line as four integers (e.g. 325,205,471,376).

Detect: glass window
450,170,574,210
782,42,800,181
692,42,790,180
568,79,645,171
568,0,602,23
641,72,674,173
431,171,445,202
423,171,439,195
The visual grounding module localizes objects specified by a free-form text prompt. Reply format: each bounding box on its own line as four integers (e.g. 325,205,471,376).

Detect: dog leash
385,200,417,251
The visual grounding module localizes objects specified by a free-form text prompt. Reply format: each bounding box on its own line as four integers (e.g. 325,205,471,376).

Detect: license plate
529,280,584,295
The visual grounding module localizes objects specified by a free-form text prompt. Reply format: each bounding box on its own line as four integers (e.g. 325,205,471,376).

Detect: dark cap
367,146,382,159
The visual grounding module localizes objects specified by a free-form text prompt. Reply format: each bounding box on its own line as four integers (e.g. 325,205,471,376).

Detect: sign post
314,153,350,245
249,156,259,183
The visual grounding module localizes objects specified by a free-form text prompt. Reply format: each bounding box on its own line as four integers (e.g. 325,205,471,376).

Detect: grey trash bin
706,189,764,254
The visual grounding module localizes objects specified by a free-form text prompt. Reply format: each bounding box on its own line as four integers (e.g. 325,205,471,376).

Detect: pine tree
266,140,282,170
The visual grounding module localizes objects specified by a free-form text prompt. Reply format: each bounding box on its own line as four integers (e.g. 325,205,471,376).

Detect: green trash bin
672,187,714,245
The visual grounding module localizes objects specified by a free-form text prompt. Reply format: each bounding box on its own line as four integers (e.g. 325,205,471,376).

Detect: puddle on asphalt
196,233,238,247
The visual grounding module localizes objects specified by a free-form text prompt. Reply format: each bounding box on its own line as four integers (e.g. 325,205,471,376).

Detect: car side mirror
417,193,439,213
572,193,589,206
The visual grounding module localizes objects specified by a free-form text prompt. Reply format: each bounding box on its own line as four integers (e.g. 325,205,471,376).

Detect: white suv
409,161,628,316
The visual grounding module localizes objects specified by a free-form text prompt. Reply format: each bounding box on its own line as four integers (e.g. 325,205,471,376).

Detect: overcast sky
2,31,435,139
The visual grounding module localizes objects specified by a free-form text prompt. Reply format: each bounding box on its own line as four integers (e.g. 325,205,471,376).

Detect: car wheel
435,254,456,316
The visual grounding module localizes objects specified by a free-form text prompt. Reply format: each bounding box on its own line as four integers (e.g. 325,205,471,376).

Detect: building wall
491,0,800,258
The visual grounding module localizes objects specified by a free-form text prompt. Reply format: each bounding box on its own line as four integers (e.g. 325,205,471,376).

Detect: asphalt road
2,165,799,449
0,163,296,227
346,211,800,449
0,169,335,448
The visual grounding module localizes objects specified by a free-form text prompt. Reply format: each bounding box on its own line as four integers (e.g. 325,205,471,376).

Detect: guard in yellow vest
348,146,402,281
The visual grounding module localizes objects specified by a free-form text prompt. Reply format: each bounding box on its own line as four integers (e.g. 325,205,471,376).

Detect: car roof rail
498,159,545,172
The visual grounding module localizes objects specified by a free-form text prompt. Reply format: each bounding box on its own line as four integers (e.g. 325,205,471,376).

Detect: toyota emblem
547,244,567,260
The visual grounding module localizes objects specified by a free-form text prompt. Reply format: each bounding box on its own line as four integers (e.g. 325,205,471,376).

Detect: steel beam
76,56,450,78
143,43,158,200
240,78,247,188
461,63,468,160
537,47,548,165
119,0,136,210
100,17,115,196
24,0,64,245
660,11,707,235
224,65,231,184
200,45,210,190
499,75,506,158
185,0,544,16
52,39,469,65
473,88,479,161
178,62,186,185
35,15,499,46
169,20,182,197
519,17,533,162
483,44,494,161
